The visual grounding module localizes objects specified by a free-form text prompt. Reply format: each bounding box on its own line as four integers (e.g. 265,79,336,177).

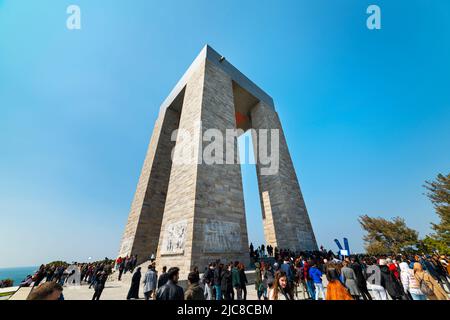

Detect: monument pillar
119,45,318,274
118,106,180,262
251,102,318,251
155,59,250,277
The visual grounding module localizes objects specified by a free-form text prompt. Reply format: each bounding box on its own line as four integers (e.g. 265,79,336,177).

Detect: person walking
254,262,264,300
131,255,138,272
156,267,184,300
46,266,55,282
232,262,242,300
214,263,223,300
238,263,248,300
325,266,353,300
386,258,400,280
158,266,169,288
143,264,157,300
89,265,101,289
260,263,270,300
118,260,125,281
309,261,325,300
399,262,424,300
379,259,404,300
127,267,142,300
413,262,448,300
124,256,131,274
203,263,215,300
33,265,46,287
350,257,372,300
280,258,295,298
303,259,315,299
92,271,107,300
221,263,233,300
185,271,205,300
366,261,388,300
341,261,361,300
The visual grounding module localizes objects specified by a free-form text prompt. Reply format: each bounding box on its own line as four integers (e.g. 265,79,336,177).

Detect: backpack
416,274,433,296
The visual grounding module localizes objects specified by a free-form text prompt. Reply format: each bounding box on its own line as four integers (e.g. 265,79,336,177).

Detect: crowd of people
22,259,116,300
21,246,450,301
120,261,248,301
115,255,139,281
252,247,450,301
0,279,14,288
115,245,450,301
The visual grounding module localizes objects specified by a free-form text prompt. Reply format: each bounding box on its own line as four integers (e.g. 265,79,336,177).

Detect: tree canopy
358,215,419,255
423,173,450,253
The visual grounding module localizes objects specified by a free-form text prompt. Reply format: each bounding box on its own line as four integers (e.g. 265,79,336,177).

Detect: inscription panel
203,220,242,253
161,220,188,255
119,238,132,256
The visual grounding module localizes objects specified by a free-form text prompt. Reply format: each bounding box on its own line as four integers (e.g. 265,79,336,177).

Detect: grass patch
0,291,15,298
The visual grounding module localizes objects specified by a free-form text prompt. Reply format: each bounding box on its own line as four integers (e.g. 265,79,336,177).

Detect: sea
0,266,38,287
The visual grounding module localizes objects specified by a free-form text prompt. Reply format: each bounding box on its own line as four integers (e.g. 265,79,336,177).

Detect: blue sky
0,0,449,268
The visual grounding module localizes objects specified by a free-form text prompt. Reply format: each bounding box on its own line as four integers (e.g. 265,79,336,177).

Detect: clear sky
1,0,449,268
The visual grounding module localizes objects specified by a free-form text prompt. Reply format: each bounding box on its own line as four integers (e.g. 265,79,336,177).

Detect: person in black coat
127,267,142,300
92,271,107,300
379,261,403,300
118,260,125,281
156,267,184,300
158,266,169,288
221,264,233,300
350,258,372,300
213,264,223,300
238,263,248,300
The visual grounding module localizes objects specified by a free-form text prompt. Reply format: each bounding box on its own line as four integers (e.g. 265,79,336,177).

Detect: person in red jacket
387,258,400,279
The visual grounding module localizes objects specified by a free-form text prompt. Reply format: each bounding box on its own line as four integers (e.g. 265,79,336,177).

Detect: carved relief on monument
203,220,242,253
119,238,132,256
161,220,188,255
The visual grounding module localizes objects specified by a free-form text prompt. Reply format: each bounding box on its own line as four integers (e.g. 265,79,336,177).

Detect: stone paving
62,281,260,301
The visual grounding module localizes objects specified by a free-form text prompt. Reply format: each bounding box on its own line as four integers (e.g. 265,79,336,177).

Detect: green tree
424,173,450,251
421,236,450,255
358,215,419,255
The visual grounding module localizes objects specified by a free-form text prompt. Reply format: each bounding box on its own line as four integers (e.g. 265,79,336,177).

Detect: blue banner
343,237,351,255
334,239,343,251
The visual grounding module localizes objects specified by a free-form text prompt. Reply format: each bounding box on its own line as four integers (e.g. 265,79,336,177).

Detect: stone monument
119,45,317,276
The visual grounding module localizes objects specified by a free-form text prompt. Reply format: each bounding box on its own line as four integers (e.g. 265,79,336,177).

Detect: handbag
416,274,433,296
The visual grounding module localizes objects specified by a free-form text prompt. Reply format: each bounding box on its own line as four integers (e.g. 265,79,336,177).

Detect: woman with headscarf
127,267,142,300
399,262,424,300
413,262,448,300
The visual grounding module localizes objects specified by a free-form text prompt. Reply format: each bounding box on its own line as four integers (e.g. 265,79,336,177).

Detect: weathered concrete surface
119,45,317,276
251,102,317,251
155,59,250,278
8,286,32,300
119,106,180,263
